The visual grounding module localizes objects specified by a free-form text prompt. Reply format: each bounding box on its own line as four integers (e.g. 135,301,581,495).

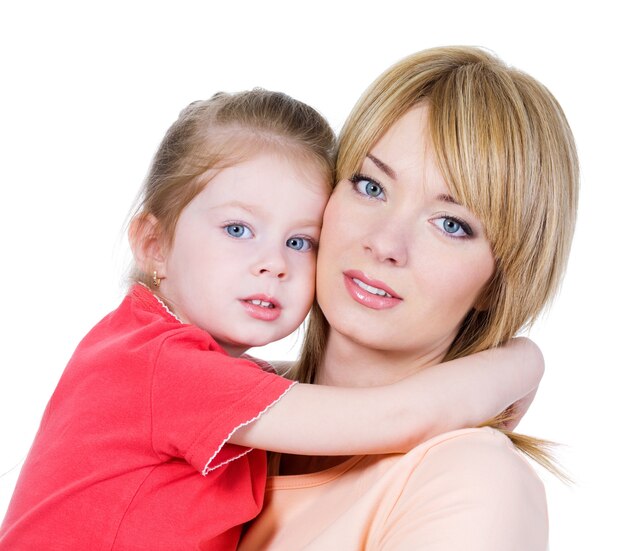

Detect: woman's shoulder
413,425,524,454
398,427,548,508
404,426,544,489
380,427,548,549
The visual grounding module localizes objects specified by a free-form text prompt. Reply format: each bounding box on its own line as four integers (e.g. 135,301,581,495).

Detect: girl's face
317,105,495,358
158,151,329,356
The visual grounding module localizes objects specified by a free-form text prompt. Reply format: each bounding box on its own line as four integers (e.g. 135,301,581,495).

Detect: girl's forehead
190,152,330,219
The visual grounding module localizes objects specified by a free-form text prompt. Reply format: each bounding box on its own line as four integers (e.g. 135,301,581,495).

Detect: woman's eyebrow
436,193,461,206
366,153,397,180
366,154,461,206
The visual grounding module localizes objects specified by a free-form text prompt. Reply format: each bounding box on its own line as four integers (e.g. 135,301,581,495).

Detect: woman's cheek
321,190,350,236
317,195,350,267
410,247,494,329
443,251,495,316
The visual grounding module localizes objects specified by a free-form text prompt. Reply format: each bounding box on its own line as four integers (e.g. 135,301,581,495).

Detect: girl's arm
229,337,543,454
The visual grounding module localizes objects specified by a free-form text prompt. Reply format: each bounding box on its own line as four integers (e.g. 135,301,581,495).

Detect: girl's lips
239,295,282,321
342,271,402,310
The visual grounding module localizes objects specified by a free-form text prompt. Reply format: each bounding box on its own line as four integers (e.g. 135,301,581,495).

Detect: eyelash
349,173,386,200
223,222,254,239
432,215,474,239
287,235,318,252
222,222,318,251
349,173,474,239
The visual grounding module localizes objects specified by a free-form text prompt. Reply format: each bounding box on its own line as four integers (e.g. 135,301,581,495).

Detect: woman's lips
239,295,282,321
342,270,402,310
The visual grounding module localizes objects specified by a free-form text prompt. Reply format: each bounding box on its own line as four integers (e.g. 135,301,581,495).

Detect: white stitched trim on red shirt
202,381,298,475
137,282,184,324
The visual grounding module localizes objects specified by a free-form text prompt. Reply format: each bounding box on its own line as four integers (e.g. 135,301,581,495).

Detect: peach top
238,428,548,550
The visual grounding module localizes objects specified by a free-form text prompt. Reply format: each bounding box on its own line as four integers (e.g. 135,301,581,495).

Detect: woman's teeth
352,278,392,298
248,299,274,308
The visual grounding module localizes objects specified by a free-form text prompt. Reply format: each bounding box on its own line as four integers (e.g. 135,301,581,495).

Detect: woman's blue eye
286,237,314,251
433,217,471,238
225,224,253,239
350,175,386,199
443,219,461,234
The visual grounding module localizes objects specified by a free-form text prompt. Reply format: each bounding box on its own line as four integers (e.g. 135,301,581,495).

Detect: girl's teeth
250,299,274,308
352,278,392,298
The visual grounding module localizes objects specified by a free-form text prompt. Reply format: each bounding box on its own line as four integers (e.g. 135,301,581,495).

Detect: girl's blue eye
286,237,314,252
433,217,472,238
225,224,253,239
350,175,386,199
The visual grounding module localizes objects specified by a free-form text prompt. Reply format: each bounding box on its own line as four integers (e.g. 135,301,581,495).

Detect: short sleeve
378,429,548,551
150,330,295,475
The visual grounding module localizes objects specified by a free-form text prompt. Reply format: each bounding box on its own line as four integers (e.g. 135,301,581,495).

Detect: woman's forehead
363,107,465,204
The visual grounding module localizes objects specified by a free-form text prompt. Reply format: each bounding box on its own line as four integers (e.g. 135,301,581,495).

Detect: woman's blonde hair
296,46,579,477
129,89,336,286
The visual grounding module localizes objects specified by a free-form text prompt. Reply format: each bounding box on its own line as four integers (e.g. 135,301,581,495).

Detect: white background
1,1,624,548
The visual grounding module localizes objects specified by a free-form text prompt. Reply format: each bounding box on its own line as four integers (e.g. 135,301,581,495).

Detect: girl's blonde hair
296,46,579,477
130,89,336,286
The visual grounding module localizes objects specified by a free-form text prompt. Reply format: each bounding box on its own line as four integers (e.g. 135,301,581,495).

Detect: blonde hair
296,46,579,477
130,89,336,285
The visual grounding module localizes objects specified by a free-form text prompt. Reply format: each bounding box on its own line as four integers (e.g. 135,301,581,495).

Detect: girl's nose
252,247,288,279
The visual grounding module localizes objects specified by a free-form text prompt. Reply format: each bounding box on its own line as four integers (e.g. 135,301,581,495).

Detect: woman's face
316,105,495,358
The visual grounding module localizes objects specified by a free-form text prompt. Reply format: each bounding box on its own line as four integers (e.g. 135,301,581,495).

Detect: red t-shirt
0,285,295,550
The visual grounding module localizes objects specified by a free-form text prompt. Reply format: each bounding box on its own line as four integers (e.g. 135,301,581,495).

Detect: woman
238,46,578,550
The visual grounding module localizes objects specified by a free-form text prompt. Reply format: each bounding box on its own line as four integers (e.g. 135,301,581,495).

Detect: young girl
0,90,543,551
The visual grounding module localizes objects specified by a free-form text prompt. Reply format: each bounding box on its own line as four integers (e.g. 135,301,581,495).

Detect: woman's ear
128,214,168,278
473,290,490,312
473,275,497,312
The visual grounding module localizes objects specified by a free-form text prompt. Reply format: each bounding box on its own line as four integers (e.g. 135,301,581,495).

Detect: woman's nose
363,215,409,267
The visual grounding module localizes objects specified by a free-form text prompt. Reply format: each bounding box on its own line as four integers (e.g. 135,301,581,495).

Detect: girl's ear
129,214,168,278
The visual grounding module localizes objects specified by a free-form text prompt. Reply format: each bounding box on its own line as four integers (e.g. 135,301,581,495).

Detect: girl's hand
481,337,544,431
494,388,539,431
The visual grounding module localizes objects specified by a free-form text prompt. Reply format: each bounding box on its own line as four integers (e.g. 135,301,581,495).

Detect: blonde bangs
429,62,578,354
336,60,433,182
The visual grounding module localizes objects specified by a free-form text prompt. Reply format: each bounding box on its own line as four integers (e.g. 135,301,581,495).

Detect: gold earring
152,270,161,288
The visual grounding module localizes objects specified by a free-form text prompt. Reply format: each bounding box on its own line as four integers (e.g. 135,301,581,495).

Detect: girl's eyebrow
212,201,256,214
213,201,321,228
366,153,397,180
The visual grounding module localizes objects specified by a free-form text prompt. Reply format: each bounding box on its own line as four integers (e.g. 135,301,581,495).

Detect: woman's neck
316,327,449,388
278,328,452,476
